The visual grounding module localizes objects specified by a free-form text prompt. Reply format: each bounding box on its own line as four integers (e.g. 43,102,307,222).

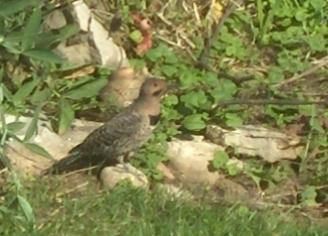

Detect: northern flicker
42,78,167,175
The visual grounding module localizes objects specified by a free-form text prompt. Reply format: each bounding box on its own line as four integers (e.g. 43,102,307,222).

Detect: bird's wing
76,110,146,155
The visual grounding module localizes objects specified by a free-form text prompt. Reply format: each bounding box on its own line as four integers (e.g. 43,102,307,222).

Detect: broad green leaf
17,195,35,223
163,94,179,106
182,114,206,131
24,106,41,141
310,117,325,134
65,78,107,100
210,79,237,102
301,186,318,206
267,66,284,84
225,113,243,128
180,91,208,109
0,0,38,17
13,79,39,104
31,87,51,105
311,0,326,11
22,7,42,50
295,8,308,22
58,98,74,134
306,34,326,52
161,64,177,77
212,150,229,170
24,142,53,159
226,162,242,176
23,49,64,63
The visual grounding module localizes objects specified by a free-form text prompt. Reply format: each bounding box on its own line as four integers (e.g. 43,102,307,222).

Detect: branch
273,56,328,89
197,0,245,69
212,99,328,110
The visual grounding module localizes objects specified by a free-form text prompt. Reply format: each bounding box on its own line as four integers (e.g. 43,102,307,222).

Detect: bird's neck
133,96,161,117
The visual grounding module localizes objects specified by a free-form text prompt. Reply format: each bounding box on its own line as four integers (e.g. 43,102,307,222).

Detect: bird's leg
119,152,135,171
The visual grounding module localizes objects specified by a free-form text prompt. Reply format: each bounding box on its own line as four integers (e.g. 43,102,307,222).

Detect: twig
55,182,89,198
197,0,245,69
0,167,7,175
156,13,173,27
60,165,98,178
274,56,328,89
192,3,201,25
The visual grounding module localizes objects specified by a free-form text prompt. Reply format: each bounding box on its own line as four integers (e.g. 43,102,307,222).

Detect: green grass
1,178,327,236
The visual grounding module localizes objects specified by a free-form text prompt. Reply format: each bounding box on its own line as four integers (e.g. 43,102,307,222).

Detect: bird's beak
166,83,179,94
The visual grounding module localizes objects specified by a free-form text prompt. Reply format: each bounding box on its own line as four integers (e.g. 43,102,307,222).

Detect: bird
42,78,167,175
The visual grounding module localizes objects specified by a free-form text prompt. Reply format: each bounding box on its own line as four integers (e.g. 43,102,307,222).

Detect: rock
99,67,147,107
206,125,303,163
157,184,194,200
156,163,176,181
167,136,224,186
3,114,102,176
43,1,129,68
100,164,149,189
214,178,252,202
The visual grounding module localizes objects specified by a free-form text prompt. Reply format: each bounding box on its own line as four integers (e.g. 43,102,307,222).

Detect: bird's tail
41,151,89,176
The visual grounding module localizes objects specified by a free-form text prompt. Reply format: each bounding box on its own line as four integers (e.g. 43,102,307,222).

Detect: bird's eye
153,82,158,87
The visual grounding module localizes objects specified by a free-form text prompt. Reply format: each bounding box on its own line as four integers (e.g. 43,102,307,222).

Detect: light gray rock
100,164,149,189
167,136,224,186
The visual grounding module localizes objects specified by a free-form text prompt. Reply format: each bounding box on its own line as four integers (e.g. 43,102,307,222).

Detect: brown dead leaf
131,12,153,55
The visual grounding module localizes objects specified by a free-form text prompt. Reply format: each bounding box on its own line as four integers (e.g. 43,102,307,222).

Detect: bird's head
139,78,167,99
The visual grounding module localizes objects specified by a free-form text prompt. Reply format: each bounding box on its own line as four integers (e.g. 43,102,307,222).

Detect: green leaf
7,121,26,133
295,8,308,22
17,195,35,223
267,66,284,84
65,78,107,100
13,79,39,104
161,64,177,77
58,98,74,135
212,150,229,170
1,83,13,101
226,162,242,176
0,0,38,17
225,113,243,128
306,34,326,52
163,95,179,106
301,186,318,206
24,106,41,141
23,49,64,63
182,114,206,131
0,84,3,104
310,117,325,134
310,0,326,11
129,30,143,43
36,24,79,48
22,7,42,50
24,142,53,159
31,87,51,105
180,91,208,109
210,79,237,102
